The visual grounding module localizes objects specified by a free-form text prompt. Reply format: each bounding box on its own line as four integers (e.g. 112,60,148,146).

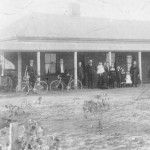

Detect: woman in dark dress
78,62,84,84
109,63,116,88
103,62,110,88
130,61,139,87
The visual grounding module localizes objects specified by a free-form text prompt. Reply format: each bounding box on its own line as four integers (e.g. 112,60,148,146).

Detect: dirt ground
1,85,150,150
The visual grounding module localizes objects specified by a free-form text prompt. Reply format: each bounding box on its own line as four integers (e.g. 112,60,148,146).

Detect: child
121,68,126,87
125,72,132,87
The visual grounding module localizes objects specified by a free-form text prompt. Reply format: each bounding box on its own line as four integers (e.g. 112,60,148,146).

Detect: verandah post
138,51,142,84
74,51,77,89
37,51,41,81
18,52,22,91
109,51,112,66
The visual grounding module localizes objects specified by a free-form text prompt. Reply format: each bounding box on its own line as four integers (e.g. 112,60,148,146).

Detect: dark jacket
27,65,37,78
130,65,139,84
86,65,95,75
109,67,116,81
116,69,121,81
78,66,84,80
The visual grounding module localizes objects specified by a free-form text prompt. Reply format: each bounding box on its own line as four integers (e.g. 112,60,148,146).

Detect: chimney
68,3,80,17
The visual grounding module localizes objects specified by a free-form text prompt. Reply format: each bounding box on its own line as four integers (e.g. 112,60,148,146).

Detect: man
116,66,121,88
26,59,37,88
77,62,84,84
58,59,66,74
130,61,139,87
103,62,110,88
58,59,69,85
86,60,95,89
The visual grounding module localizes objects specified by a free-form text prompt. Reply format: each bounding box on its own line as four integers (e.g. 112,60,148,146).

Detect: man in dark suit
103,62,110,88
86,60,95,89
26,59,37,88
116,66,121,88
130,61,139,87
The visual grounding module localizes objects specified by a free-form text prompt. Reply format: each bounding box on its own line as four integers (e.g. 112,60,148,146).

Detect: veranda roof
1,13,150,52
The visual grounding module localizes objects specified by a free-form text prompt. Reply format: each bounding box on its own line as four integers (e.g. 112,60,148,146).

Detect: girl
125,72,132,87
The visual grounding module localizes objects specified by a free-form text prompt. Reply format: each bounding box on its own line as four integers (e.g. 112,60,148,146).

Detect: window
45,53,56,74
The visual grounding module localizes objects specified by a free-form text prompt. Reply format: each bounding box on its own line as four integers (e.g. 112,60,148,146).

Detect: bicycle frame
58,74,73,88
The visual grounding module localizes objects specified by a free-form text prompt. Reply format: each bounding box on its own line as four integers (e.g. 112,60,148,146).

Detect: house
0,12,150,88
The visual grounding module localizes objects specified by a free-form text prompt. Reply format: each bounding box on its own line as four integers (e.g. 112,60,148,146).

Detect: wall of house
4,52,18,89
40,52,74,86
142,52,150,83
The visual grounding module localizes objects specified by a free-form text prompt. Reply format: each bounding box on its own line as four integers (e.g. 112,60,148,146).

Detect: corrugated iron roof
1,13,150,40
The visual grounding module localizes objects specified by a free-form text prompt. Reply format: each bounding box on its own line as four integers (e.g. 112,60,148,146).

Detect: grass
0,86,150,149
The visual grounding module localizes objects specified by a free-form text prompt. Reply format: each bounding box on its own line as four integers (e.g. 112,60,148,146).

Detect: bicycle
16,76,48,96
50,74,83,91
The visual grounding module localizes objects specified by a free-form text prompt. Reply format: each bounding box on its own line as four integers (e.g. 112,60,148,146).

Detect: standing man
58,59,65,74
58,59,69,85
130,60,139,87
103,62,110,88
77,62,84,84
26,59,37,88
116,66,121,88
86,60,95,89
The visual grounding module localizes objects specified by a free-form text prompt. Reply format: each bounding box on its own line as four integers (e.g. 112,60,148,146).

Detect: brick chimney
68,3,80,17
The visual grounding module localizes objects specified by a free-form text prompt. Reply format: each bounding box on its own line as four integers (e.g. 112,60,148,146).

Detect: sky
0,0,150,29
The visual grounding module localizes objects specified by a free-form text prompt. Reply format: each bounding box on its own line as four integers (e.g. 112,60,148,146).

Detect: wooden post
18,52,22,91
0,52,4,76
9,122,19,150
109,51,112,66
37,52,41,81
138,51,142,84
74,52,77,89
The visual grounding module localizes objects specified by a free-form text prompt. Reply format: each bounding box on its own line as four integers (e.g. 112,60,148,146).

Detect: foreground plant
83,93,110,129
16,119,62,150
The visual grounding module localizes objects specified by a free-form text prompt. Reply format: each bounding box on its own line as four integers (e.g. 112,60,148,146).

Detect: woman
109,63,116,88
130,61,139,87
103,62,110,88
77,62,84,84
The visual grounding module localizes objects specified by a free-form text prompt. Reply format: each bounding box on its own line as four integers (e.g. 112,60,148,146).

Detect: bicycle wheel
70,79,83,90
16,82,29,96
34,81,48,95
50,80,64,91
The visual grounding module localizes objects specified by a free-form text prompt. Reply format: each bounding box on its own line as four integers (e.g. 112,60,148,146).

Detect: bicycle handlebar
57,74,73,80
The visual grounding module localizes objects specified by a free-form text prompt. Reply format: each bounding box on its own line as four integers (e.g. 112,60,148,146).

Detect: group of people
25,58,140,90
80,59,140,89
